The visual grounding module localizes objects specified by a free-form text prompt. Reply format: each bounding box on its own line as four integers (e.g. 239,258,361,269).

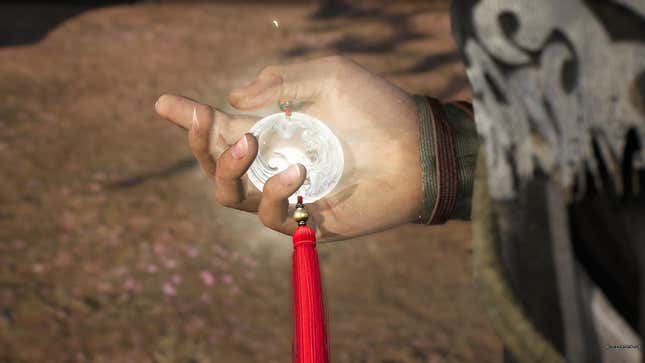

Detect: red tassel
292,196,329,363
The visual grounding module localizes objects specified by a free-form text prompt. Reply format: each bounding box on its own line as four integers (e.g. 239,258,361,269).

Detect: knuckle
199,157,216,175
323,54,344,63
200,166,213,177
258,212,275,230
323,57,352,88
214,191,235,208
214,191,226,205
189,133,208,152
259,65,280,78
322,54,352,68
261,180,280,202
195,103,214,124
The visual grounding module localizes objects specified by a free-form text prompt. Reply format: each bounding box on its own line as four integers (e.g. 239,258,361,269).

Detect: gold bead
279,100,293,111
293,206,309,223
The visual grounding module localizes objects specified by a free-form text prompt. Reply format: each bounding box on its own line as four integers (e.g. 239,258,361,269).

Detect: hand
155,55,422,242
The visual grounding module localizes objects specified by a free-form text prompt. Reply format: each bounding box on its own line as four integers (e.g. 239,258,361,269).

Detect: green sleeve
415,96,479,223
445,103,479,220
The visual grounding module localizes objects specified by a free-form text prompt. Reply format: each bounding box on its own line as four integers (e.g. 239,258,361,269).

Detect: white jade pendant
247,111,344,204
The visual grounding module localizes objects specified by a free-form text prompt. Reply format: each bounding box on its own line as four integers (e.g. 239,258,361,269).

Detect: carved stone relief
463,0,645,200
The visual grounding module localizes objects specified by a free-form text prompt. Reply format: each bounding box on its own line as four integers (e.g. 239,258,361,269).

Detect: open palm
155,56,422,242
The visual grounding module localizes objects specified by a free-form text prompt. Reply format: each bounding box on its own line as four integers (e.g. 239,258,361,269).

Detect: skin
155,55,423,242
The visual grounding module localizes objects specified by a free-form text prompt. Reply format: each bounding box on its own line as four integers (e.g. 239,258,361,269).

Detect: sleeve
413,96,479,224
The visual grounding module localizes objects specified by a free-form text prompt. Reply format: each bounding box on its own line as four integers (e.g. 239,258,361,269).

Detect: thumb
257,164,307,235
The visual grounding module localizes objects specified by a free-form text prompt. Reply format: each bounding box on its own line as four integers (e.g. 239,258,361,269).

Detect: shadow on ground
0,2,137,47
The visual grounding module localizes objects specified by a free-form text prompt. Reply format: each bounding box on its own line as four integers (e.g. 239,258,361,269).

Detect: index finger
156,94,217,130
155,94,254,144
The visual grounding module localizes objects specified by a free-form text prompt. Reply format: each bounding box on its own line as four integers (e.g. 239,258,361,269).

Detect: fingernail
231,135,248,159
280,164,301,184
191,107,199,136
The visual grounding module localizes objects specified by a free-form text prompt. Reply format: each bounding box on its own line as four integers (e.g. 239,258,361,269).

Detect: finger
214,133,260,210
156,94,217,130
257,164,307,235
155,93,255,157
228,59,332,110
155,93,253,141
157,94,228,172
188,106,217,176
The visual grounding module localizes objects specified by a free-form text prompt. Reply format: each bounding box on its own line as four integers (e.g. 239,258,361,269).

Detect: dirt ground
0,2,501,362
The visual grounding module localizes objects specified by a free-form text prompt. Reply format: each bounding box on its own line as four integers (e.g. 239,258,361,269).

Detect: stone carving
463,0,645,200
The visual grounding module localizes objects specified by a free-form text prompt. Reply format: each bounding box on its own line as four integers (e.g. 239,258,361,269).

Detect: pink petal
200,270,215,286
123,277,138,291
163,259,177,269
172,274,182,285
186,247,200,258
162,282,176,296
221,274,233,285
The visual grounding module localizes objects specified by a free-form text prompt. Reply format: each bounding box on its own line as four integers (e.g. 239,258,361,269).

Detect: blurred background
0,1,500,362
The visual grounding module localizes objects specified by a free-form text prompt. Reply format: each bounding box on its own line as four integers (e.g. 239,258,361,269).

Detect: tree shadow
286,3,463,78
435,75,471,99
0,1,136,47
340,7,430,55
310,0,353,20
389,51,462,75
291,3,472,98
106,157,197,190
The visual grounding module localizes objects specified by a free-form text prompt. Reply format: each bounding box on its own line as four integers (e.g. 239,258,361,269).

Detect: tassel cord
292,195,329,363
